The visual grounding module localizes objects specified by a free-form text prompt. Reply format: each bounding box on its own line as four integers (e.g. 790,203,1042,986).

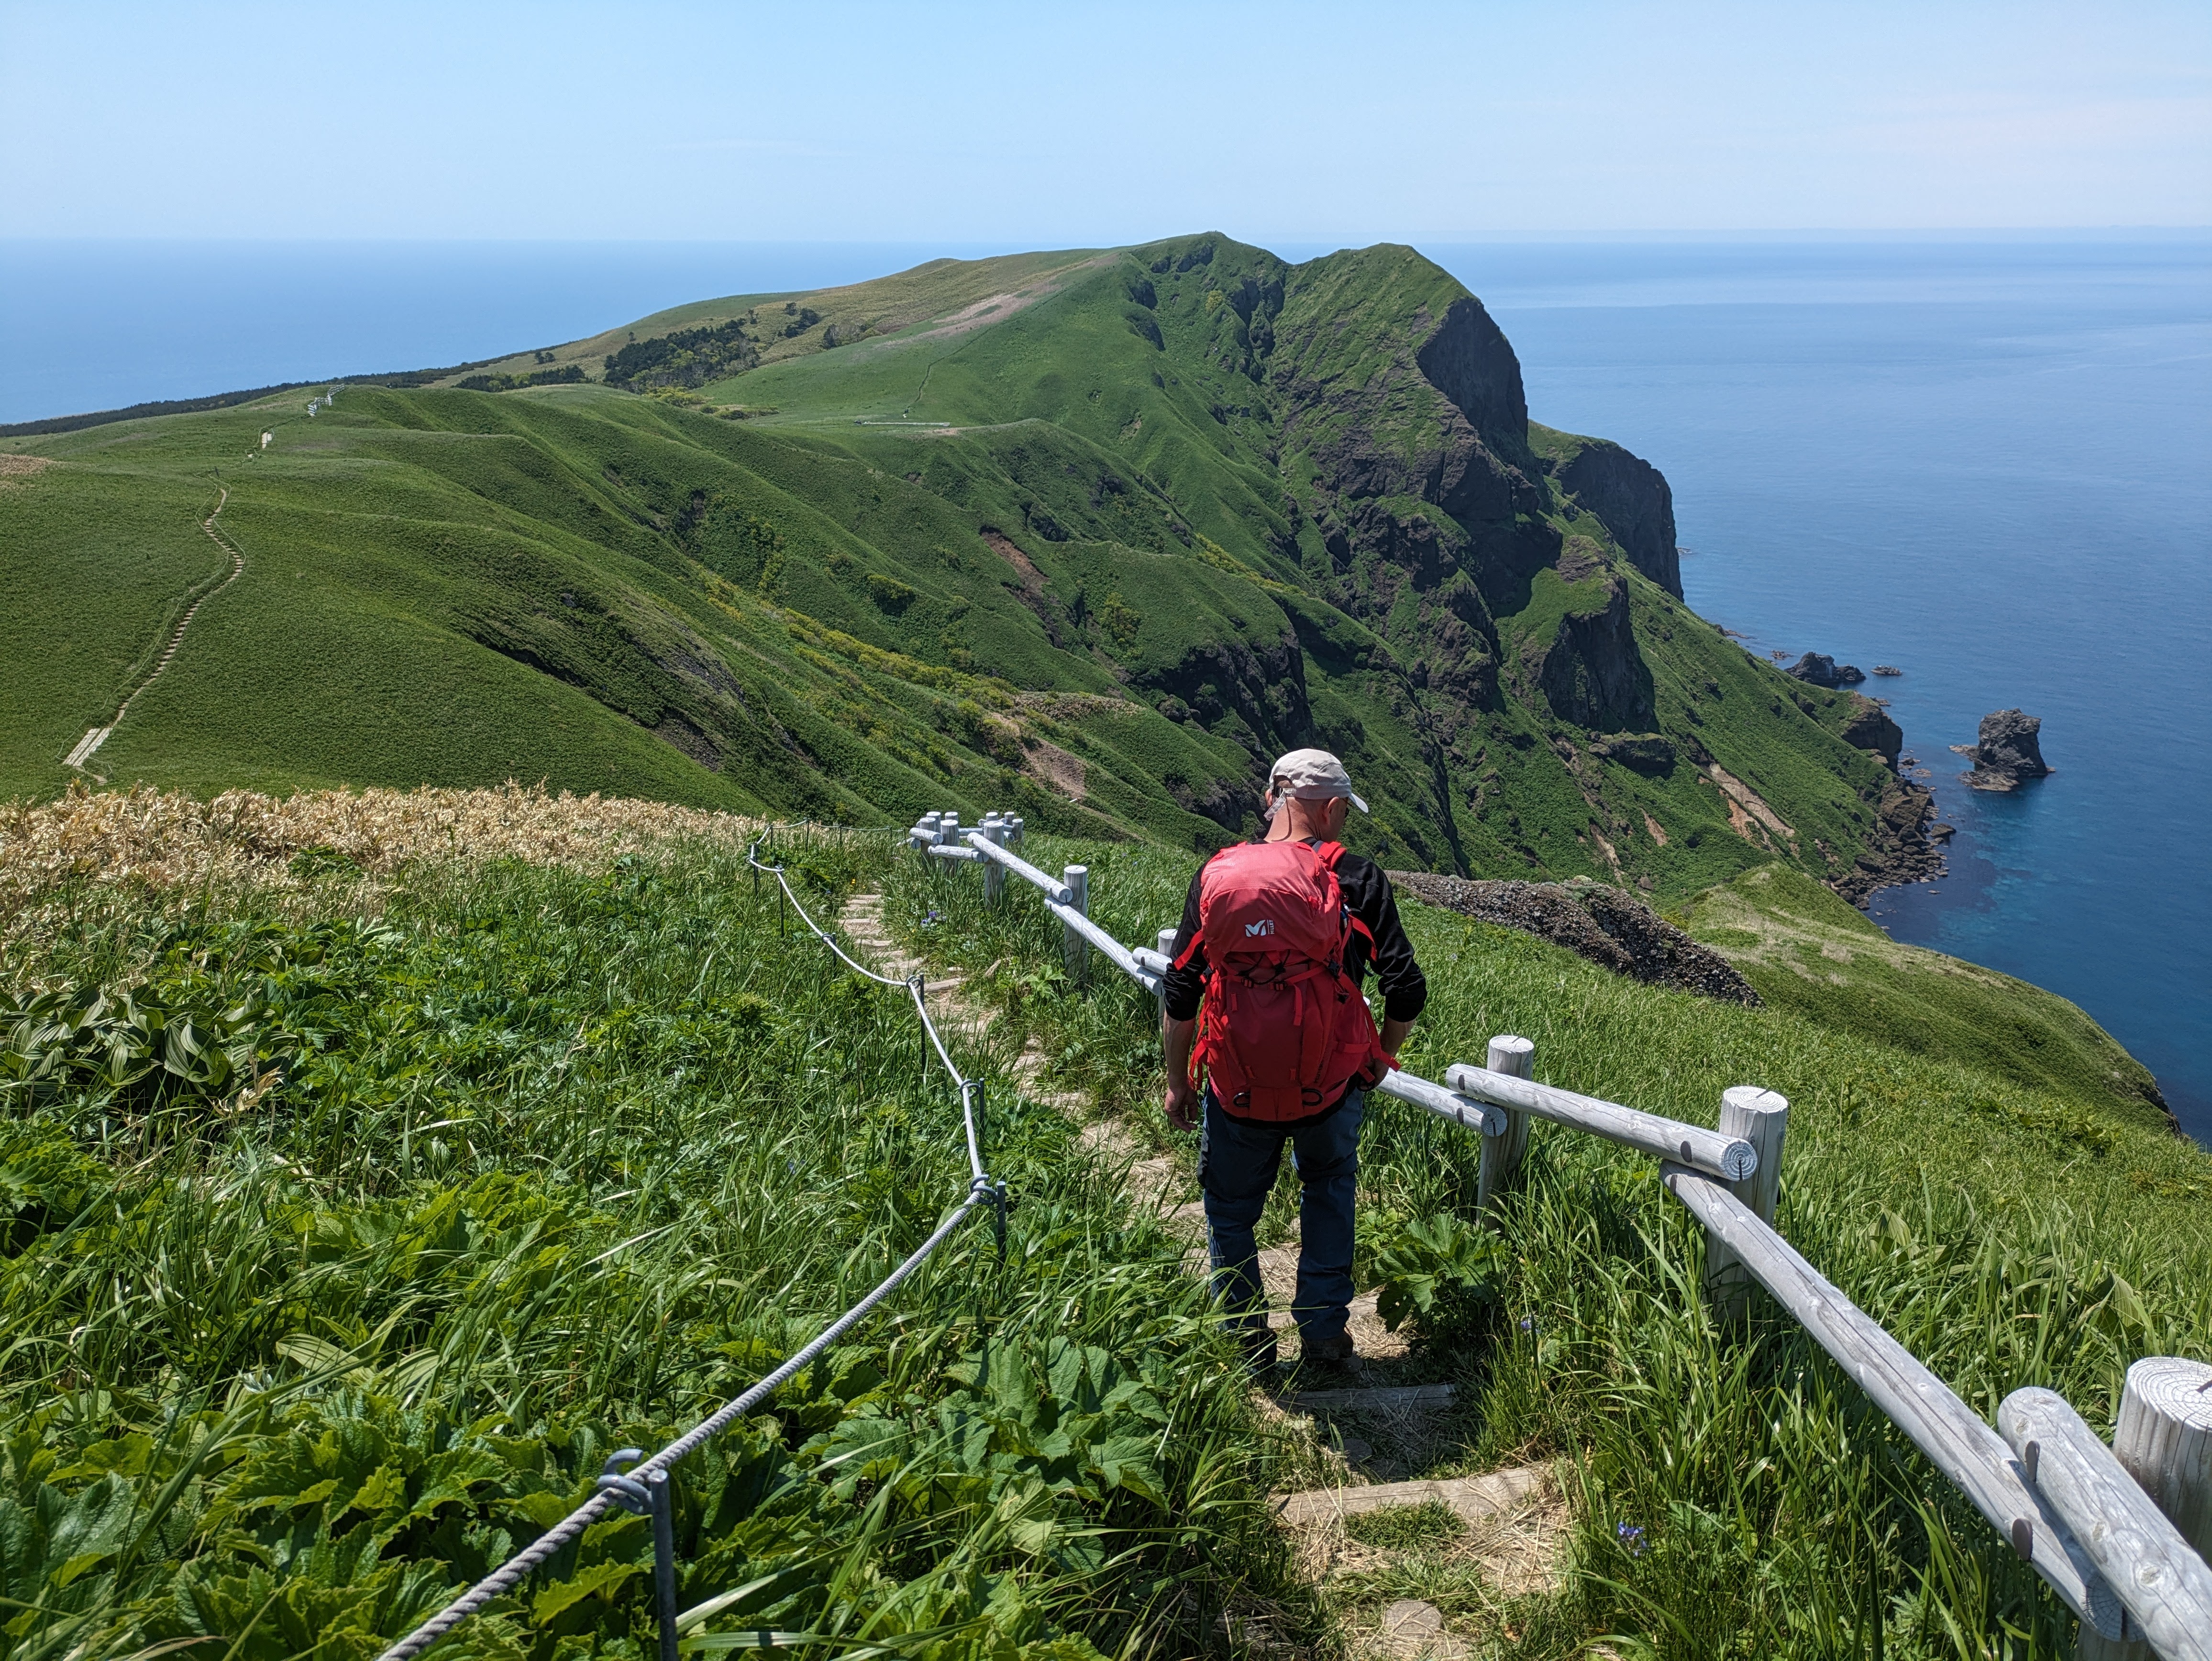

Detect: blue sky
4,0,2206,241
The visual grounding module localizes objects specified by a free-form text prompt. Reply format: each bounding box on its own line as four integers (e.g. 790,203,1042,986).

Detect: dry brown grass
0,780,765,908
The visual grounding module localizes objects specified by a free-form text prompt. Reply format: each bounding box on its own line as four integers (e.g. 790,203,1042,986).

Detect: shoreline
1831,772,1946,907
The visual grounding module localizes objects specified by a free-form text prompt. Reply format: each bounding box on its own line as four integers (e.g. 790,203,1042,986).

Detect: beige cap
1268,747,1368,813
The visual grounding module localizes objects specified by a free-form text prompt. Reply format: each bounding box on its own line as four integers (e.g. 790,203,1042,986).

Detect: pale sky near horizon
4,1,2207,242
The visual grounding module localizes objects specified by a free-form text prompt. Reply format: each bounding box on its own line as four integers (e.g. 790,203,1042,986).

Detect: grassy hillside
0,806,1307,1661
1680,864,2172,1130
4,236,1912,902
4,787,2204,1656
881,829,2212,1658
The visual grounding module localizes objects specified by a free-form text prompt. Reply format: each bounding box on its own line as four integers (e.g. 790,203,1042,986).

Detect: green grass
0,831,1332,1661
1342,1502,1466,1552
1680,864,2170,1129
878,831,2211,1658
9,233,1916,894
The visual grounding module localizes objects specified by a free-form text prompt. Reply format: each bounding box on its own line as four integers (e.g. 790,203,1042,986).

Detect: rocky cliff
1541,432,1682,597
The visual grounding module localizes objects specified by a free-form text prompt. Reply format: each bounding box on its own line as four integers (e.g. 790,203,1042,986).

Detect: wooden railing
918,809,2212,1660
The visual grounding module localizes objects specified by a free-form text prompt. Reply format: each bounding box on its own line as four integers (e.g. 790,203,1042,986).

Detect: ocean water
0,240,1024,425
1436,240,2212,1141
5,237,2207,1137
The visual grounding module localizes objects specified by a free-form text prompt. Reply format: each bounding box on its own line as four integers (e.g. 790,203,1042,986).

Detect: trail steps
67,487,246,770
832,885,1572,1650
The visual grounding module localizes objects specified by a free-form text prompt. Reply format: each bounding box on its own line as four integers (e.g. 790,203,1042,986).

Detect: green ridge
4,234,1908,898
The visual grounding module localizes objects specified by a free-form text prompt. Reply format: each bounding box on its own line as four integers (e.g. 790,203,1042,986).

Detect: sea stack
1952,709,2052,791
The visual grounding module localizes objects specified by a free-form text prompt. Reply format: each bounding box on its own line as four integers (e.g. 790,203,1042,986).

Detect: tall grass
0,833,1319,1661
885,832,2212,1660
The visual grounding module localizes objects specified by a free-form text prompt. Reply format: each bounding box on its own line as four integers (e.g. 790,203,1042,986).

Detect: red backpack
1174,839,1395,1121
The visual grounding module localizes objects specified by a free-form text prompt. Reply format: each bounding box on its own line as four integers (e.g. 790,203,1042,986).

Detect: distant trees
603,320,759,391
457,365,586,392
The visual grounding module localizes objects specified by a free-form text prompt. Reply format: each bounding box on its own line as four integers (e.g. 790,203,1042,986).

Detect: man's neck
1267,803,1334,843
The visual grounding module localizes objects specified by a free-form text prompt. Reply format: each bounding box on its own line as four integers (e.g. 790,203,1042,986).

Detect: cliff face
1548,437,1682,597
1520,576,1656,733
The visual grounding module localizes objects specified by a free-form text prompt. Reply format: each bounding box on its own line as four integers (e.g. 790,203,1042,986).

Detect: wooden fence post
1476,1035,1534,1215
1062,865,1090,989
1707,1085,1789,1318
2076,1355,2212,1661
1154,926,1176,1029
980,815,1004,905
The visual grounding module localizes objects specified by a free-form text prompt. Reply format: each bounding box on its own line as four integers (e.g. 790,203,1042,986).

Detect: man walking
1161,748,1427,1372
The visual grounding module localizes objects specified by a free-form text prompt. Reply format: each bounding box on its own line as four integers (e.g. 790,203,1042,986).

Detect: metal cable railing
377,840,1005,1661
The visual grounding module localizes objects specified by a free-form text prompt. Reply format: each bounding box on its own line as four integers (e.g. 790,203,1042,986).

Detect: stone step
1288,1384,1455,1414
1274,1463,1547,1529
1372,1599,1466,1661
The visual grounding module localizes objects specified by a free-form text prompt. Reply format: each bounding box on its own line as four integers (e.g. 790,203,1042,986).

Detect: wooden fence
918,811,2212,1661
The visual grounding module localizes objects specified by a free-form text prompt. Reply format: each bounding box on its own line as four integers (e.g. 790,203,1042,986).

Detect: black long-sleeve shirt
1161,840,1428,1027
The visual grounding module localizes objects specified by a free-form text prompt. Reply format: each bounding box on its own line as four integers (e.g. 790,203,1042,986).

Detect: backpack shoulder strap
1312,842,1378,951
1172,847,1236,970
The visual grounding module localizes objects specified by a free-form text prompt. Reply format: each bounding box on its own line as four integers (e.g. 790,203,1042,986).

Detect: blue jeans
1198,1089,1365,1364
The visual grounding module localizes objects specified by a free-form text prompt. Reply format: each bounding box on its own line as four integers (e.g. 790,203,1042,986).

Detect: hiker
1161,748,1427,1371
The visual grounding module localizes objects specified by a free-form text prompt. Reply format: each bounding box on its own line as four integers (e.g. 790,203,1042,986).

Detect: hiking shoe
1302,1329,1355,1365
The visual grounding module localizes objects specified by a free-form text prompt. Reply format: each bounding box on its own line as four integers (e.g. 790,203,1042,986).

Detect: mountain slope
3,236,1924,896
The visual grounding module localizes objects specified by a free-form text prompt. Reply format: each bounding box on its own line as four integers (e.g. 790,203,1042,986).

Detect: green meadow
6,235,1902,893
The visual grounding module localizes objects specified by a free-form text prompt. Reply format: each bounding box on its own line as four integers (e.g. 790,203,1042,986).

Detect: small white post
1707,1085,1789,1318
940,810,959,847
1476,1036,1534,1215
2077,1355,2212,1661
1154,925,1177,1026
1062,865,1090,988
981,814,1004,904
1009,814,1025,850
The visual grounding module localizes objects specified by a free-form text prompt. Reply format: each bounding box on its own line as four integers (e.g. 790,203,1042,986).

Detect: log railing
914,809,2212,1659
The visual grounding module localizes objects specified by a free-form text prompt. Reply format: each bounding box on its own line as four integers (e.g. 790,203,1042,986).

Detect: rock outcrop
1838,694,1903,766
1832,776,1945,904
1520,577,1656,733
1589,732,1676,773
1389,871,1760,1004
1549,437,1681,597
1953,709,2051,792
1785,652,1866,687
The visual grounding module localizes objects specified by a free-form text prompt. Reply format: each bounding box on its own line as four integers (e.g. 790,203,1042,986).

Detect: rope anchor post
597,1450,680,1661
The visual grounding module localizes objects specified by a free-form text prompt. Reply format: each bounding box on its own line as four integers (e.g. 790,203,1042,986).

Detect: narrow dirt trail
833,886,1567,1653
66,486,246,771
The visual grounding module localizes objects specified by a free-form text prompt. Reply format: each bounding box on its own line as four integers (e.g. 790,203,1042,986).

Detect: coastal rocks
1832,776,1945,905
1952,709,2051,792
1389,871,1761,1005
1838,694,1903,766
1784,652,1866,687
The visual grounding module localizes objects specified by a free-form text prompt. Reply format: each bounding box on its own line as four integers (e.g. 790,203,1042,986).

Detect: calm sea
1437,239,2212,1141
5,237,2207,1138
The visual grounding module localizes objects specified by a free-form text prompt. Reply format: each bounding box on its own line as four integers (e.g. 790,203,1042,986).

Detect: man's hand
1162,1015,1200,1131
1164,1076,1201,1132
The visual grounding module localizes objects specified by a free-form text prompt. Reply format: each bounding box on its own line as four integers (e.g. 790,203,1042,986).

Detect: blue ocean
5,237,2207,1138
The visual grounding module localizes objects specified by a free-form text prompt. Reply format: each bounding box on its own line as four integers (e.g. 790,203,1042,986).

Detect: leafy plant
1366,1210,1504,1332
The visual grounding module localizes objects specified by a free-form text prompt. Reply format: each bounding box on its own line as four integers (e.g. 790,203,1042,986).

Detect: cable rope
375,1193,988,1661
381,840,1010,1660
750,841,988,1185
